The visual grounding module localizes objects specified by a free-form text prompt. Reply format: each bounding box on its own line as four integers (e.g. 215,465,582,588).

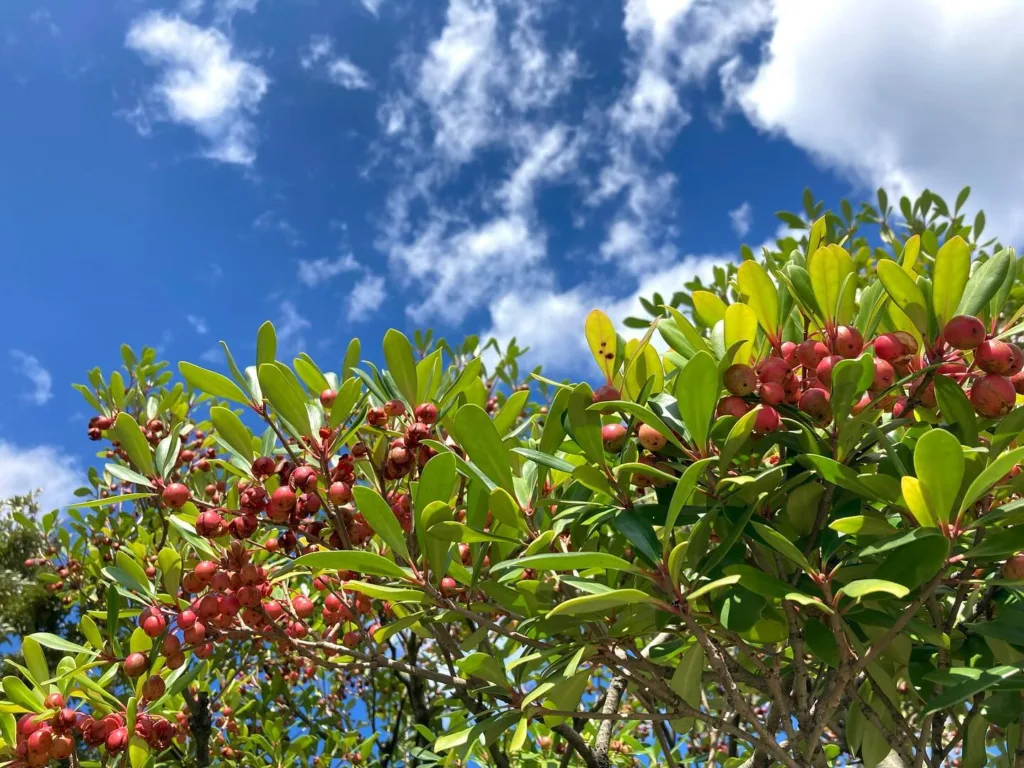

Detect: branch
592,675,628,768
182,688,212,767
551,723,599,768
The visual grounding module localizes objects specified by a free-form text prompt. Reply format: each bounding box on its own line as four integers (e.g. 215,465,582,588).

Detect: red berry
754,406,781,434
873,333,904,363
142,613,166,638
123,652,148,678
194,560,218,584
290,466,318,492
161,483,190,509
591,385,620,405
870,359,895,392
601,423,627,451
44,692,64,709
251,456,276,477
328,481,352,504
106,726,129,753
176,609,197,630
943,315,986,350
758,357,789,384
195,510,225,538
797,340,829,369
320,389,338,407
758,381,785,405
142,676,166,700
269,487,296,516
1008,344,1024,376
414,402,439,424
343,630,360,647
799,388,832,426
292,595,315,618
637,424,667,452
724,364,757,396
716,396,750,418
1003,554,1024,580
976,340,1015,374
833,326,864,358
970,374,1016,417
815,355,843,388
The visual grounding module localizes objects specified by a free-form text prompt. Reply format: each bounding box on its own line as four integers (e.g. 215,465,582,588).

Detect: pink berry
943,315,986,350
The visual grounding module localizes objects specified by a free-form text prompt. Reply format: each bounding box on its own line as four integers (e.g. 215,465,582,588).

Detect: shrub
2,187,1024,768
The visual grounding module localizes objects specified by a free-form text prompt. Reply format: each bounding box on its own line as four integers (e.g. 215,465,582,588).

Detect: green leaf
69,493,155,509
829,354,874,422
718,406,760,472
342,581,428,604
129,735,150,768
493,390,530,437
664,458,715,553
257,363,313,437
547,589,657,617
294,354,331,395
179,361,251,404
256,321,277,366
509,716,529,753
751,521,817,575
959,248,1012,317
28,633,94,656
809,245,855,325
585,309,618,382
383,330,418,405
736,261,779,340
959,446,1024,517
21,637,47,687
293,550,411,581
669,641,704,715
488,487,521,529
157,547,182,596
915,429,964,525
342,338,361,380
454,404,515,494
112,413,154,476
329,377,363,429
566,383,606,466
674,351,719,453
923,665,1023,715
427,521,517,545
455,652,509,688
352,486,412,563
828,516,896,536
492,551,643,575
932,236,971,327
80,615,103,648
837,579,910,602
934,375,978,445
2,676,43,712
877,260,929,334
512,448,575,473
210,406,255,461
105,463,155,489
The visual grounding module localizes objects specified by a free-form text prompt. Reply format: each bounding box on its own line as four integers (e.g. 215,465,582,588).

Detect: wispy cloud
296,254,361,287
0,441,80,513
253,211,304,247
10,351,52,406
186,314,209,334
125,12,269,165
347,275,387,322
729,201,752,237
275,300,311,355
300,35,373,90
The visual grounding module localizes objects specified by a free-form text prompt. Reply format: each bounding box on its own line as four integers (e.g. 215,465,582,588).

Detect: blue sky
2,0,1023,510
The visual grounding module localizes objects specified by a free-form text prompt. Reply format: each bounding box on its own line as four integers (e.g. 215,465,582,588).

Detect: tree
3,187,1024,768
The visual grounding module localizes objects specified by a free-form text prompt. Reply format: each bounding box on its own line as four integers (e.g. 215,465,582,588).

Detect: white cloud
296,254,361,287
725,0,1024,241
301,35,373,90
10,351,52,406
125,12,269,165
29,9,60,36
274,300,311,355
483,254,729,372
327,58,373,90
347,275,387,321
415,0,577,164
214,0,258,24
253,211,303,246
186,314,208,334
180,0,204,16
0,441,80,514
360,0,385,15
729,201,752,237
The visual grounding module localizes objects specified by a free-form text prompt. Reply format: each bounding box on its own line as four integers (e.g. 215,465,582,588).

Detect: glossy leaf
294,550,411,581
257,363,313,437
383,329,418,405
112,413,155,476
877,260,929,334
585,309,618,382
931,236,971,327
454,404,515,493
674,351,719,453
352,485,412,563
179,361,250,404
691,290,727,327
737,261,780,341
211,406,255,460
547,589,657,617
914,428,964,525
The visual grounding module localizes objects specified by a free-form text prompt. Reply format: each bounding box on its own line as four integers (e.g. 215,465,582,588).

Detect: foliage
3,187,1024,768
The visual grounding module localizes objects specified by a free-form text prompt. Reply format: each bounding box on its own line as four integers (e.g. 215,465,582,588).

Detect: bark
593,675,629,768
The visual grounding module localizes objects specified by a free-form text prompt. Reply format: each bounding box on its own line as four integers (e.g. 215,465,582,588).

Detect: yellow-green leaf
724,303,757,365
257,363,313,437
178,361,250,405
112,413,154,476
488,487,521,529
585,309,618,382
623,342,664,400
914,429,964,526
932,236,971,327
809,245,855,325
256,321,277,366
547,589,657,617
691,291,727,328
382,330,418,405
877,261,929,334
901,476,936,528
737,261,780,341
210,406,255,461
837,579,910,602
352,485,412,563
674,351,719,453
454,404,516,493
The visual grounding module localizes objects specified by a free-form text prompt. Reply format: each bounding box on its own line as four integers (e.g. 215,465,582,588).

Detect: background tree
2,186,1024,768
